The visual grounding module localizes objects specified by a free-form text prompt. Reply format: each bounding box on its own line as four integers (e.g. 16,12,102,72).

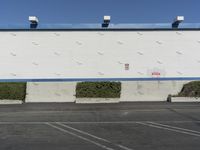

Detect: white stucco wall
0,30,200,80
1,30,199,102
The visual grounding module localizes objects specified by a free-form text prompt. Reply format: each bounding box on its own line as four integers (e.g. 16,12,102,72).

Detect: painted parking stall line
148,122,200,134
46,122,133,150
57,122,110,142
57,122,133,150
46,122,115,150
137,122,200,137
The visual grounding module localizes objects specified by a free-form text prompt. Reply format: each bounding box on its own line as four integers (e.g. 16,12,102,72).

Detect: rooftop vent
29,16,39,28
172,16,184,28
102,16,111,28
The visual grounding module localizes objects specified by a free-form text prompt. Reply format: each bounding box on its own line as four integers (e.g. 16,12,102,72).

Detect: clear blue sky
0,0,199,24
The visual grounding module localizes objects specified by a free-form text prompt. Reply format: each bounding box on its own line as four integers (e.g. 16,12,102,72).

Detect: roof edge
0,23,200,30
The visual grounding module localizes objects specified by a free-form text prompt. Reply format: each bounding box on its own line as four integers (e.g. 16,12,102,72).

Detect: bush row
1,81,200,100
0,82,121,100
177,81,200,97
76,82,121,98
0,82,26,100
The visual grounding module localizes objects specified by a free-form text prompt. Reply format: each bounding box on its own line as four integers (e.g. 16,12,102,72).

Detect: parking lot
0,102,200,150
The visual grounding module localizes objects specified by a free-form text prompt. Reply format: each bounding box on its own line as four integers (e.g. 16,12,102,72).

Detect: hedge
0,82,26,100
76,82,121,98
177,81,200,97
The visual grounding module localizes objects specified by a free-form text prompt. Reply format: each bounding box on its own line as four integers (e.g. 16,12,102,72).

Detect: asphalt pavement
0,102,200,150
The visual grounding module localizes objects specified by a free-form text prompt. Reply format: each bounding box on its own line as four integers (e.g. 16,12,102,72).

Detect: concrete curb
0,100,23,104
76,98,120,104
171,97,200,102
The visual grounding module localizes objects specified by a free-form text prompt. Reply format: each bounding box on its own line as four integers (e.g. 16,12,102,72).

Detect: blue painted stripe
0,77,200,82
0,23,200,30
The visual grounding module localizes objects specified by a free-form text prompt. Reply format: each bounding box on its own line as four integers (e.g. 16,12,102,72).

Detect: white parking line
46,122,115,150
57,122,133,150
137,122,200,137
116,144,134,150
148,122,200,134
57,122,110,142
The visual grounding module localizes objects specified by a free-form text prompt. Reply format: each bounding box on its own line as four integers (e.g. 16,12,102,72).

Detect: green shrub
0,82,26,100
76,82,121,98
177,81,200,97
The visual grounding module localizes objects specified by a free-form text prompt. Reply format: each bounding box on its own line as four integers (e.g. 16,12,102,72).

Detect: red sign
152,72,161,76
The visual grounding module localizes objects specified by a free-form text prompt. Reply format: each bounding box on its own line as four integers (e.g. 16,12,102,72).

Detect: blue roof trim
0,23,200,30
0,77,200,82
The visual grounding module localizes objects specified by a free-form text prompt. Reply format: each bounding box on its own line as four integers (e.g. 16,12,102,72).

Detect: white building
1,21,200,102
